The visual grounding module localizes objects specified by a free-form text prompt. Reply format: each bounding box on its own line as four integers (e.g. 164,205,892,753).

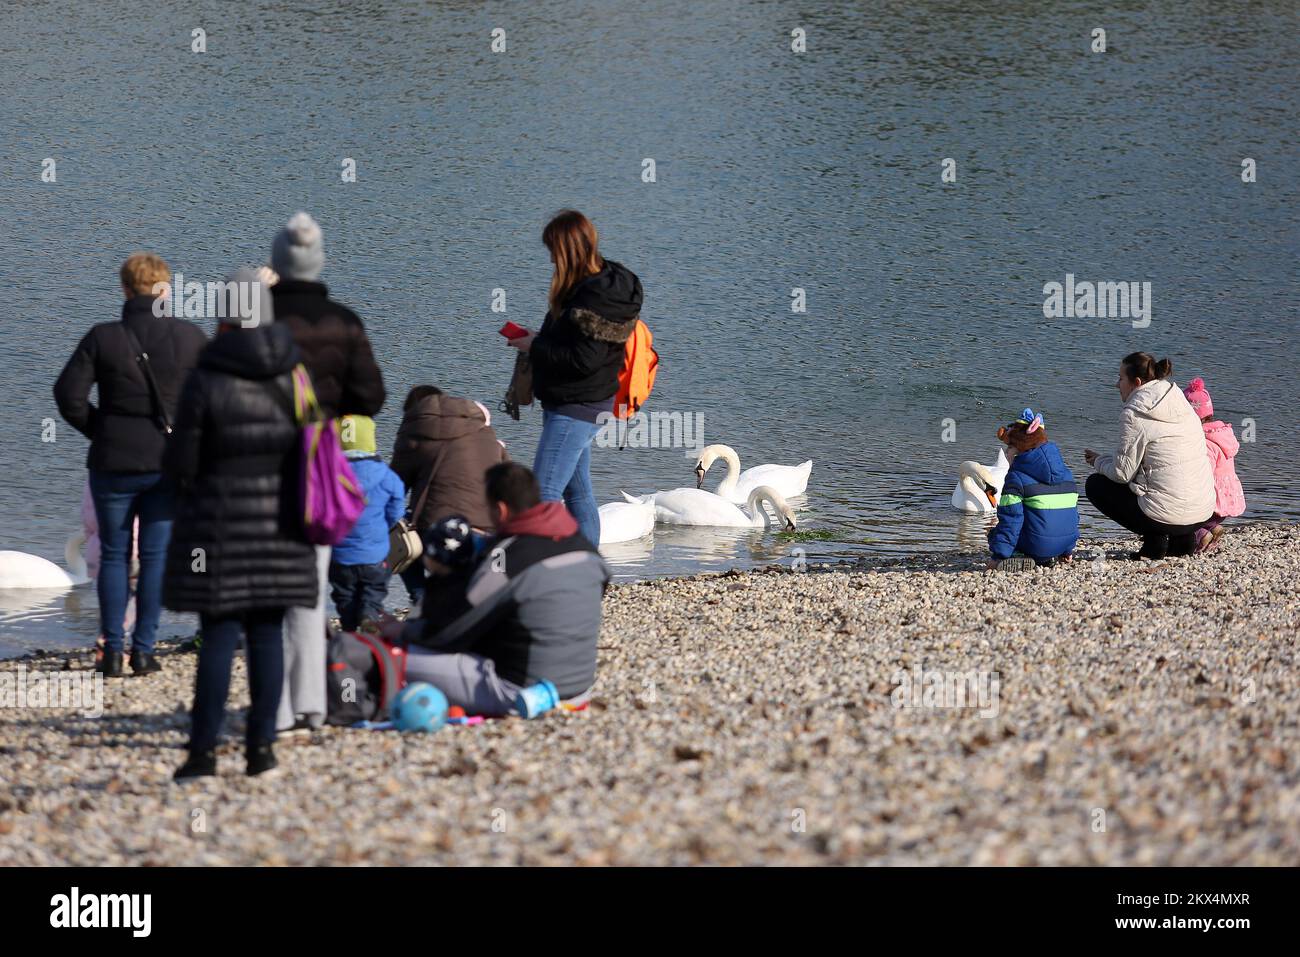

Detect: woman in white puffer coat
1084,352,1216,559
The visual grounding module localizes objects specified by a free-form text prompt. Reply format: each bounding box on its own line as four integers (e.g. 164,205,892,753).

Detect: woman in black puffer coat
163,269,316,780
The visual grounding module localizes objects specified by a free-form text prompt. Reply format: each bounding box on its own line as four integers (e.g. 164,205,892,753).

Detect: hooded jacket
162,323,318,616
332,456,407,566
390,394,509,532
530,259,643,407
406,502,609,698
1093,379,1217,526
53,295,208,473
1202,420,1246,518
988,441,1080,561
271,279,385,419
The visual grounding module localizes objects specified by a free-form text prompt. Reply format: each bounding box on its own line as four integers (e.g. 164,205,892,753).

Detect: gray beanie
270,211,325,281
218,267,275,328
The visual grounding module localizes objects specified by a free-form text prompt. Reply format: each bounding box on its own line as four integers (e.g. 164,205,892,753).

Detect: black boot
173,749,217,780
129,650,162,675
95,650,124,678
246,740,277,777
1138,535,1169,560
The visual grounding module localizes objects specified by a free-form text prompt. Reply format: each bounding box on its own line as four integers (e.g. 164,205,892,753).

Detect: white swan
627,486,797,530
597,497,655,545
951,449,1011,513
0,533,92,589
695,444,812,504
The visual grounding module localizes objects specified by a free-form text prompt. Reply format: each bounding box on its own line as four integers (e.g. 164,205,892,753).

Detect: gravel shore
2,523,1297,866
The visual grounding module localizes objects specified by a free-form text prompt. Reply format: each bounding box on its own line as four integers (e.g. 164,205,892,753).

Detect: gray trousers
277,544,330,731
404,648,524,717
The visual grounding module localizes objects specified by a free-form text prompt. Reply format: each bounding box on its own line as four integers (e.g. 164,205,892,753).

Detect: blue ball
390,682,449,733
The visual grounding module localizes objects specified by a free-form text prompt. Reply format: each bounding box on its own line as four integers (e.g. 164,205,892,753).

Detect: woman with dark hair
504,210,644,546
1083,353,1216,559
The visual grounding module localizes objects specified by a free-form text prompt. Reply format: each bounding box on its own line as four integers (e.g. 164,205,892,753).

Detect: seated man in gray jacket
387,462,610,715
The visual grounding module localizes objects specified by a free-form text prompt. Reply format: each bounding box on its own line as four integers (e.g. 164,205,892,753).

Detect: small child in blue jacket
331,415,406,630
987,408,1079,571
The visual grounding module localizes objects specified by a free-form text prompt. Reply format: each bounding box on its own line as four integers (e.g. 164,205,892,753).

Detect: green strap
1024,492,1079,509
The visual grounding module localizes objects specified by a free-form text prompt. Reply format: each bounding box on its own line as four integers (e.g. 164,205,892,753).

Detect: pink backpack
290,365,366,545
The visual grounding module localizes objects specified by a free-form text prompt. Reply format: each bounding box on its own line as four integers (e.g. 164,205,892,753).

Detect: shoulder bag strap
408,440,451,530
121,322,173,435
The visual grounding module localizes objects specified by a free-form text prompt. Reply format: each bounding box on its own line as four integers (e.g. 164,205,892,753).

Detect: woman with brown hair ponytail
1083,352,1216,558
504,210,644,545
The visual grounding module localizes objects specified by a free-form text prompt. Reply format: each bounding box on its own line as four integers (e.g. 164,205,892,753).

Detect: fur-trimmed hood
564,259,643,343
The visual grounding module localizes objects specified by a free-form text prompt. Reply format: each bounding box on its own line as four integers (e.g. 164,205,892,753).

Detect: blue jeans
191,609,285,752
328,561,390,631
88,470,174,654
533,410,602,545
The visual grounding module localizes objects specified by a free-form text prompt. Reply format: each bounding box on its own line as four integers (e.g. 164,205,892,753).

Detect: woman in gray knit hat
267,212,387,734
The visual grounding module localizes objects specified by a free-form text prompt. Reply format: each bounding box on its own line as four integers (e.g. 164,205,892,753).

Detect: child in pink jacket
1183,377,1245,552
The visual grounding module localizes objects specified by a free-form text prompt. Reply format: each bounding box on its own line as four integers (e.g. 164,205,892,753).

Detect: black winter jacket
530,260,643,406
162,323,318,617
271,280,385,419
53,296,208,473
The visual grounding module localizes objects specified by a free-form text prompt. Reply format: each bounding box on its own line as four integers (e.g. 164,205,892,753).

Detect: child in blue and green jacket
987,408,1079,570
331,415,406,629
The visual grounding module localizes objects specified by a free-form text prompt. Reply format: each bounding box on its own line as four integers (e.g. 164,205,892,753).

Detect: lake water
2,0,1297,657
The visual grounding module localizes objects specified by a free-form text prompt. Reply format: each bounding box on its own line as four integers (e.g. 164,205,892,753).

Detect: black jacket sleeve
339,319,386,416
53,330,99,438
529,309,605,383
163,371,207,488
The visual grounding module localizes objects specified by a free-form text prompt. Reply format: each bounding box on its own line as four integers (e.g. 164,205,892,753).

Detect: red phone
499,321,528,340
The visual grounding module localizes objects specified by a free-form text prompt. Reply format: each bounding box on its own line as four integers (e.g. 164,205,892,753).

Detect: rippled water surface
1,1,1297,655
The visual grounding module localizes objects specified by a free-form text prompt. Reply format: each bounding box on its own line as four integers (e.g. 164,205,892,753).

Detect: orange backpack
613,319,658,419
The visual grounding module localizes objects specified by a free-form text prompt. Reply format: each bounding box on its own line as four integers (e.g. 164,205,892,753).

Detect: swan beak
694,463,706,489
984,486,999,508
784,517,796,531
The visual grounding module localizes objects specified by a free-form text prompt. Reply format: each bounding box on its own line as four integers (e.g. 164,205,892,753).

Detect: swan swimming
597,497,656,545
0,533,92,589
626,485,797,530
694,444,812,504
951,449,1011,513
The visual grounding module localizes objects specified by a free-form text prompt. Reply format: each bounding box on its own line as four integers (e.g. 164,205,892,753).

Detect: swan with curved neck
951,449,1011,513
627,485,797,530
694,444,812,504
0,532,91,589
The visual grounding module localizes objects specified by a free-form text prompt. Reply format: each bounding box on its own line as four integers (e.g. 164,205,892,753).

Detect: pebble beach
1,523,1297,866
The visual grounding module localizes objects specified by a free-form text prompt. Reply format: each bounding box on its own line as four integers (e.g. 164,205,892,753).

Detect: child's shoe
995,555,1038,573
1200,526,1226,553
